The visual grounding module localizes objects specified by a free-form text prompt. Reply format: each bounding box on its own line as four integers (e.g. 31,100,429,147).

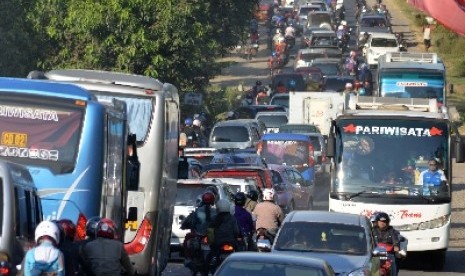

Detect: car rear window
256,115,289,128
175,184,212,206
211,126,249,142
270,97,289,108
274,221,367,255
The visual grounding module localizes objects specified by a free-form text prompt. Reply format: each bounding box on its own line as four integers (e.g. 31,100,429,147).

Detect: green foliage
453,58,465,78
25,0,258,91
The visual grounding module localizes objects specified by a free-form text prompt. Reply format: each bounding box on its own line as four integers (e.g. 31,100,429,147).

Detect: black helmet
256,80,262,86
247,190,259,201
234,192,247,206
375,212,391,224
86,216,101,238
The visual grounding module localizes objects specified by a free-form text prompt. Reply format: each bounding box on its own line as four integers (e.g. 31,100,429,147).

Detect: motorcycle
184,233,211,276
395,33,407,52
374,243,396,276
209,242,235,273
256,228,274,252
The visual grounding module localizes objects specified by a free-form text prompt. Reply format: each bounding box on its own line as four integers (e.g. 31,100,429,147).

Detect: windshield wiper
345,186,381,200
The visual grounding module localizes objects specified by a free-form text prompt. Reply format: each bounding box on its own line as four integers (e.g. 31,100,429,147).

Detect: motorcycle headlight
347,266,369,276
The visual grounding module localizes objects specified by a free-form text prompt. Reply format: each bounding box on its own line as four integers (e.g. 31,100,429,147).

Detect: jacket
253,201,284,231
79,238,134,276
23,240,65,276
244,198,258,213
210,213,241,248
234,206,254,235
373,226,400,248
181,205,217,235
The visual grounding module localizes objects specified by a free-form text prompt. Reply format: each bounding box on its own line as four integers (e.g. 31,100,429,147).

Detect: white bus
39,69,180,276
326,95,464,270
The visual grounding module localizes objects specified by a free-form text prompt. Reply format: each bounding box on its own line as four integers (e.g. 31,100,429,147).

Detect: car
255,111,289,133
204,166,274,190
209,119,262,150
322,75,356,92
214,252,336,276
278,123,321,134
363,32,400,67
268,164,315,212
294,48,342,70
204,177,262,196
297,4,322,21
170,179,235,253
356,12,391,45
301,27,329,48
307,30,339,50
270,94,289,110
294,66,324,91
307,11,334,29
270,73,307,95
204,149,267,171
234,105,287,120
178,157,204,179
272,211,379,275
308,57,343,77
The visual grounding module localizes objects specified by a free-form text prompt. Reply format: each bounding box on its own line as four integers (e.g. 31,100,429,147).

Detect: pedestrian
22,221,66,276
423,24,432,51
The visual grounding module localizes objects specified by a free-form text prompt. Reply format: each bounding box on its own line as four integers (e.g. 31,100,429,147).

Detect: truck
288,91,349,136
326,95,464,270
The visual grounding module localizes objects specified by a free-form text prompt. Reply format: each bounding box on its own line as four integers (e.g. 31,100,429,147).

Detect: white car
364,32,400,67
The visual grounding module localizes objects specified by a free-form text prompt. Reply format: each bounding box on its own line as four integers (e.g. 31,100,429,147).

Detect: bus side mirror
326,134,335,158
456,139,464,163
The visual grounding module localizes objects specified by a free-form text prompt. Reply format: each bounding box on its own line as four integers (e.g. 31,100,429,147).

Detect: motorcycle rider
55,219,79,276
233,192,255,251
244,190,259,213
23,221,65,276
345,51,360,77
272,29,284,46
284,24,296,49
79,218,134,276
183,118,199,147
253,188,284,242
192,119,207,147
373,212,400,276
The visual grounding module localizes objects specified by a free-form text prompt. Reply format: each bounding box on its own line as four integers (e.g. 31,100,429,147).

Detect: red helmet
56,219,76,241
202,191,216,205
96,218,116,239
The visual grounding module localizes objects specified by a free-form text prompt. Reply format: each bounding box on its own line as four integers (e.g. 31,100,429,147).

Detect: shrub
453,58,465,78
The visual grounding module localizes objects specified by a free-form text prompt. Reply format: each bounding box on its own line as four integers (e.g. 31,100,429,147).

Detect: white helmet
263,188,276,201
193,119,202,127
35,221,60,244
341,20,347,26
216,199,231,213
338,25,344,31
276,29,281,34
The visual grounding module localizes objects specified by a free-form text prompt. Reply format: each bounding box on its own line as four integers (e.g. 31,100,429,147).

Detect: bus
0,77,128,239
377,52,447,105
326,95,464,270
39,69,180,276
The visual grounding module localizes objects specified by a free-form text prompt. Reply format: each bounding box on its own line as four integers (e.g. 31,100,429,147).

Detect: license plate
1,132,28,147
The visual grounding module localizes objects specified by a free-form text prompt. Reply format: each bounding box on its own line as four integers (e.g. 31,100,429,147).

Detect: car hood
272,250,369,274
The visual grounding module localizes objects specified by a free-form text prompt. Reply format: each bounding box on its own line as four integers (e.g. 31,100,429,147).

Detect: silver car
272,211,379,275
209,119,261,149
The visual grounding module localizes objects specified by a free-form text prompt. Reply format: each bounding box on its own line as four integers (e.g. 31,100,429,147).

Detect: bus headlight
396,215,450,231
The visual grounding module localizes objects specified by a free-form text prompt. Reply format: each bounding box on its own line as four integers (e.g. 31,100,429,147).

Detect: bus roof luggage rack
385,52,438,63
348,95,438,112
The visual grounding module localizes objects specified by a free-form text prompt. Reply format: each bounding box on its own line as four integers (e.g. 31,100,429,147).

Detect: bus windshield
261,140,309,168
0,99,83,174
379,71,444,103
95,94,153,142
334,119,449,199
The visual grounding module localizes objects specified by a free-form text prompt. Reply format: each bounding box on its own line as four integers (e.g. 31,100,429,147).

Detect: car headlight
347,266,369,276
396,215,450,231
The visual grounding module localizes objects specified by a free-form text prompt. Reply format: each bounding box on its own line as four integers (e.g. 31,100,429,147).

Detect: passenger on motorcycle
79,218,134,276
253,188,284,242
373,212,400,275
233,192,255,251
209,199,242,259
273,29,284,46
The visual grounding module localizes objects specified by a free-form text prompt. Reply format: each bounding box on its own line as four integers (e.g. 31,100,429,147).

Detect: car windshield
371,38,398,47
309,14,331,26
261,140,309,167
211,126,249,142
271,97,289,108
272,75,306,91
217,261,326,276
334,119,450,200
256,115,289,128
175,184,213,206
275,221,368,255
361,17,387,27
310,36,338,47
300,6,321,15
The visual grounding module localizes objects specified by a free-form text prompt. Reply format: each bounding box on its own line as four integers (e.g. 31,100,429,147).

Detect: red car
203,166,273,190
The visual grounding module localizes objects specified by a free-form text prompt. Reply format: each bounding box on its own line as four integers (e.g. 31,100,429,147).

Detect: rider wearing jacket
210,199,241,250
253,188,284,241
233,192,254,250
373,212,400,275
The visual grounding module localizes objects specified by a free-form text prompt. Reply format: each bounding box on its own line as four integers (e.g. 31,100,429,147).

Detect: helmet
248,190,259,201
95,219,116,239
256,80,262,86
370,212,381,223
35,221,60,244
56,219,76,241
263,188,275,201
86,216,102,238
202,191,216,205
354,81,362,89
338,25,344,31
276,29,281,34
341,20,347,26
216,199,231,213
345,82,353,89
350,50,356,57
234,192,247,206
193,119,201,127
184,118,193,126
375,212,391,224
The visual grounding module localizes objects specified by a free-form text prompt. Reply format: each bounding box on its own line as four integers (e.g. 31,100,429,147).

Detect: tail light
308,144,314,167
124,218,152,254
75,213,87,241
0,262,9,276
201,236,209,245
221,244,234,253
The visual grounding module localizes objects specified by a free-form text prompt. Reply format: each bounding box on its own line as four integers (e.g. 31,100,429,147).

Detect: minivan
209,119,261,149
0,160,42,270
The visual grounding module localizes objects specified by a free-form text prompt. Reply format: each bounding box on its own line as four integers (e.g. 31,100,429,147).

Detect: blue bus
0,77,127,239
377,52,446,105
258,133,316,184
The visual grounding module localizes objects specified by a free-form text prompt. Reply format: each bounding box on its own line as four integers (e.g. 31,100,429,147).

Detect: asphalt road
164,0,465,275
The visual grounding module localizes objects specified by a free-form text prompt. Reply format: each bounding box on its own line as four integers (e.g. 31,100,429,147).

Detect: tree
26,0,258,90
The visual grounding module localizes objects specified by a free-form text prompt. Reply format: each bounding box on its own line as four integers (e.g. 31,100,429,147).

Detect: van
0,160,42,270
209,119,261,150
